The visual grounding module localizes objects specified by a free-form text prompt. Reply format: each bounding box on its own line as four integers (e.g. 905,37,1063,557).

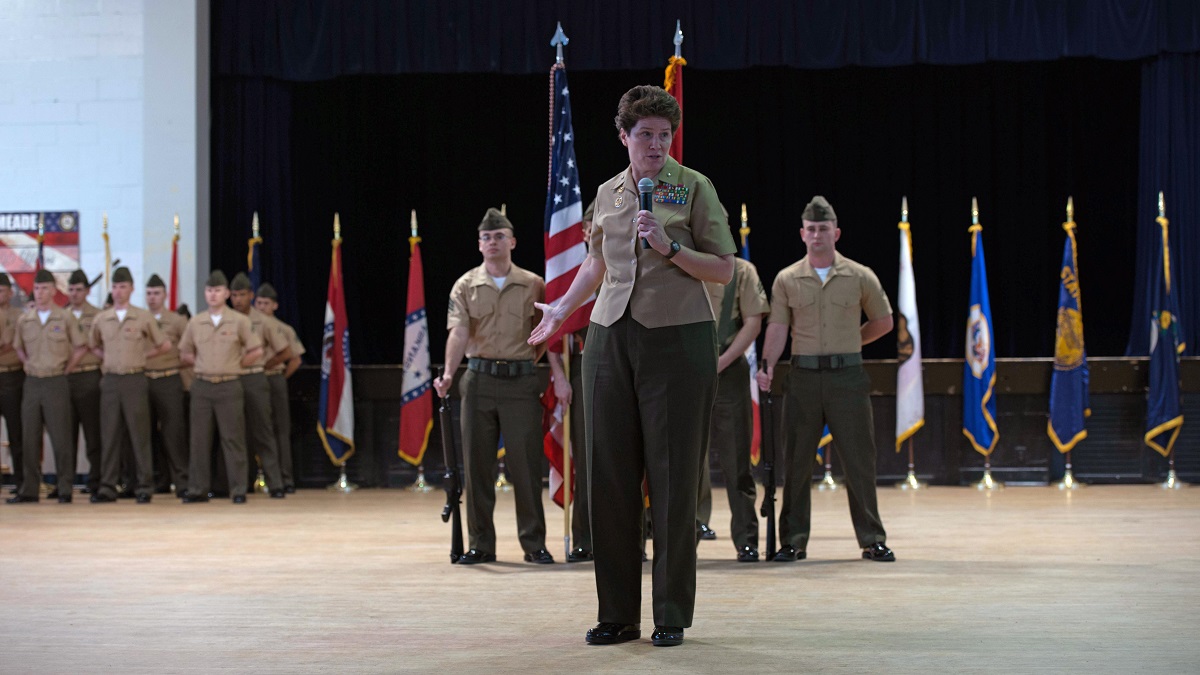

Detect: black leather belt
791,353,863,370
467,357,536,377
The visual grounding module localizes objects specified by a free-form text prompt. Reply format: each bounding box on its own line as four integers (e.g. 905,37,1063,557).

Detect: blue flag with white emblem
963,222,998,456
1048,219,1089,453
1145,211,1184,457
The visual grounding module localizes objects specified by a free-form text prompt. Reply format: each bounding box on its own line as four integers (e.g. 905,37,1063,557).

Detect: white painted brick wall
0,0,145,306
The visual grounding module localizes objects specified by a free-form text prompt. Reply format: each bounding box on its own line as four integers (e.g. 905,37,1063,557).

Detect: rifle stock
759,387,777,561
439,370,464,563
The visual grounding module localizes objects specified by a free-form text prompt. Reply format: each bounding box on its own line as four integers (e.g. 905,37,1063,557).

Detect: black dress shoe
457,549,496,565
585,622,640,645
89,493,117,503
269,489,285,499
181,493,209,503
231,495,247,504
641,551,649,563
651,626,684,646
284,485,296,494
136,494,152,504
567,547,593,563
736,545,759,562
772,545,806,562
58,495,72,503
698,523,717,541
863,542,896,562
47,489,60,499
6,494,38,504
523,548,555,564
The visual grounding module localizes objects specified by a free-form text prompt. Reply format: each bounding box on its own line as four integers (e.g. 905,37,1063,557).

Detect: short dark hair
614,85,681,134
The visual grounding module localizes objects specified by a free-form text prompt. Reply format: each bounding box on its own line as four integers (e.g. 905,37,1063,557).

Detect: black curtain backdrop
211,59,1142,365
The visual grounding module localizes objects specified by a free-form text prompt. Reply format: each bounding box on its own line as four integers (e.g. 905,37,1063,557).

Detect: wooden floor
1,483,1197,674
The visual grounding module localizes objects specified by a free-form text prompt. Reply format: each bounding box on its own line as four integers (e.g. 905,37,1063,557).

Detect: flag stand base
1160,469,1186,490
408,466,434,493
327,466,357,493
895,471,927,491
495,463,513,493
973,468,1004,491
1055,468,1084,490
817,470,842,491
253,469,269,494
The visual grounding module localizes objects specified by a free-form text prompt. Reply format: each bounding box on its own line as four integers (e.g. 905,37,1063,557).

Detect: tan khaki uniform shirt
146,310,188,371
768,252,892,356
179,310,260,378
69,302,101,369
13,305,87,376
89,306,168,373
0,305,22,370
268,321,305,375
704,257,770,348
447,263,544,361
589,156,737,328
241,307,289,372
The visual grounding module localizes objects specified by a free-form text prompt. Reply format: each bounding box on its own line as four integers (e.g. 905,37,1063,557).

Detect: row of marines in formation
434,198,895,566
2,267,304,505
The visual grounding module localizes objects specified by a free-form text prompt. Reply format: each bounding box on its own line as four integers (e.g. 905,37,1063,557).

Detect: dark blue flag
1048,220,1089,453
1145,212,1184,456
963,221,998,456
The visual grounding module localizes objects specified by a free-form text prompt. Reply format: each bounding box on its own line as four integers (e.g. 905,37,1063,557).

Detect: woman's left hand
635,209,669,253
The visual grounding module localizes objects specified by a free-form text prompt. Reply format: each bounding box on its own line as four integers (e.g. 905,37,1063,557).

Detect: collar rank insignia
653,183,688,205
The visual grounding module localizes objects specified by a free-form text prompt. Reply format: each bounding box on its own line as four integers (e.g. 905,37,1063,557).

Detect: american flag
542,63,591,345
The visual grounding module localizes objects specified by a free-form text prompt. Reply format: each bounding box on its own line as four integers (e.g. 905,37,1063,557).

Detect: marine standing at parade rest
756,196,896,563
144,274,191,496
432,207,552,565
699,254,770,562
229,273,290,498
0,274,26,496
7,270,88,503
87,267,171,503
254,283,304,493
178,270,262,504
65,270,104,494
530,85,737,647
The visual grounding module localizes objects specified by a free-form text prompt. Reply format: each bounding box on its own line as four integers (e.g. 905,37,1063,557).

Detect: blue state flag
1145,212,1185,456
1048,220,1089,453
963,222,998,456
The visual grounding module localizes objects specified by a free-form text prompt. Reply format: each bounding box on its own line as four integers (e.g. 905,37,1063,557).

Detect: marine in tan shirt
255,282,304,492
144,273,190,496
432,208,549,564
229,272,289,497
757,195,895,564
0,274,27,495
88,267,171,502
65,268,104,494
8,269,88,502
178,270,262,502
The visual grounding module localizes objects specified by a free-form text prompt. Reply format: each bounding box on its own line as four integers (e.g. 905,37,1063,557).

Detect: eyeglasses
479,233,509,243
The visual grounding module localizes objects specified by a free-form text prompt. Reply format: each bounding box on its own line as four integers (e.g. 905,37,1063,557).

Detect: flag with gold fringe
317,215,355,465
398,220,433,466
1048,205,1090,453
1145,197,1184,457
963,210,999,456
896,210,925,451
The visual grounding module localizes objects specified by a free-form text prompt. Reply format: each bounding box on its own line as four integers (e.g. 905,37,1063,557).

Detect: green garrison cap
146,274,165,288
111,266,133,284
0,273,11,288
256,282,278,300
34,269,55,284
478,207,513,232
68,269,88,286
802,196,837,222
205,270,228,288
229,272,252,291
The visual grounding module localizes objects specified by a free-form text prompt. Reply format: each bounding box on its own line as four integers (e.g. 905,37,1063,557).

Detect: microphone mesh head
638,178,655,194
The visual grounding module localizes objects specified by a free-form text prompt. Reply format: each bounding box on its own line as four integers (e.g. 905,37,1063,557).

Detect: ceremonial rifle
759,386,778,561
439,368,464,563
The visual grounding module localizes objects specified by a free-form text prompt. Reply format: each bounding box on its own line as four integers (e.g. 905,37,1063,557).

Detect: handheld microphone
637,178,655,249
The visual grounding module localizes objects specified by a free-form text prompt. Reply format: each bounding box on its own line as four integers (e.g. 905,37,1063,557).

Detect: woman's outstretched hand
528,301,562,345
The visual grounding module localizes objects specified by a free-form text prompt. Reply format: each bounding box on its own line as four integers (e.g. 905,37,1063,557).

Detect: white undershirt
154,312,162,321
115,309,127,322
71,309,82,319
815,266,832,283
37,310,50,325
210,313,222,326
491,275,507,290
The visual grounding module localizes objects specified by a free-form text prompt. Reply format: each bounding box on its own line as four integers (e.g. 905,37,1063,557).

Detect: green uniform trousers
267,373,295,489
241,372,283,492
780,364,886,550
148,374,188,495
564,353,591,550
67,370,101,492
696,355,759,549
584,313,717,629
20,375,75,498
98,373,153,499
0,370,26,492
459,368,546,555
188,379,248,498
